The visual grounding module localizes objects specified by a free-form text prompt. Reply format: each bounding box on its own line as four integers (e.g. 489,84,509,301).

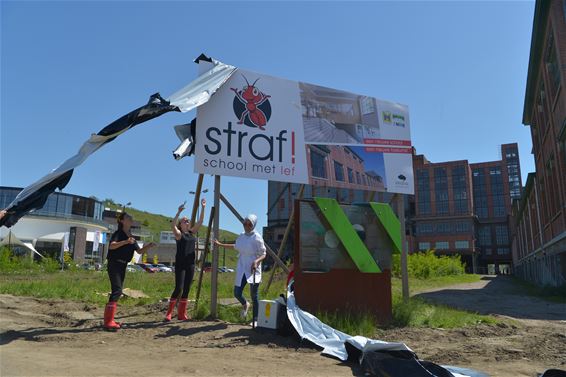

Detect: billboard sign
195,67,413,194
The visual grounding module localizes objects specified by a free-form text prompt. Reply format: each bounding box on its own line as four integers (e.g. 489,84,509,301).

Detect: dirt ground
1,276,565,377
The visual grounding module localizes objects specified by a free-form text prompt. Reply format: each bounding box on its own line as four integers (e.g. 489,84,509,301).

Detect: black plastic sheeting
345,344,456,377
0,170,73,228
0,93,178,228
97,93,179,139
540,370,566,377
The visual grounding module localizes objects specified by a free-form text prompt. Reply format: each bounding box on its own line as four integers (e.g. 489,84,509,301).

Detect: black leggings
170,256,195,299
108,261,127,302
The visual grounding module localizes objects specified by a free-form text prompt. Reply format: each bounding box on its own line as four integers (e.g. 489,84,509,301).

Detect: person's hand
201,198,206,207
0,209,6,220
127,237,136,244
251,261,258,272
147,242,156,248
178,203,185,213
213,239,221,246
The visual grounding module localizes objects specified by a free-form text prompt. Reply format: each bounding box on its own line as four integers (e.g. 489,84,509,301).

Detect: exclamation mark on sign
292,131,295,164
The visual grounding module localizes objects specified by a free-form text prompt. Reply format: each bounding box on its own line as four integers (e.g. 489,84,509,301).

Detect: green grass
316,310,378,338
0,247,499,332
391,296,497,328
391,274,482,296
0,267,287,324
0,269,497,331
510,276,566,303
389,274,496,329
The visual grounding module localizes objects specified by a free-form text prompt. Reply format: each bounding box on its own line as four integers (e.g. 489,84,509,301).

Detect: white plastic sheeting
285,286,412,361
285,285,472,377
168,56,236,112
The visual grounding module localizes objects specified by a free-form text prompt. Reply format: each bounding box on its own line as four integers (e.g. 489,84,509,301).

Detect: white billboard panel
195,67,413,195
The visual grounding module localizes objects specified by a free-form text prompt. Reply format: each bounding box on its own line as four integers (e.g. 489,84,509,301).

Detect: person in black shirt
165,198,206,321
104,212,155,330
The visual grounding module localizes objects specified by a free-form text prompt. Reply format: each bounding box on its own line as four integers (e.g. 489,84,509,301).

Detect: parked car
127,264,145,273
154,263,173,273
218,266,234,273
137,263,159,273
79,263,96,271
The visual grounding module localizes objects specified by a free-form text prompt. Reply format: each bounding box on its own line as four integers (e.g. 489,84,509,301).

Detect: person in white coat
214,214,266,325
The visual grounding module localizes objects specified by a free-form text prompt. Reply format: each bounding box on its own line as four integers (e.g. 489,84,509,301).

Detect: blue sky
1,1,535,234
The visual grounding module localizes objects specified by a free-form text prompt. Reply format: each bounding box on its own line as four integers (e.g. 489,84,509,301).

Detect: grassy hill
103,200,238,244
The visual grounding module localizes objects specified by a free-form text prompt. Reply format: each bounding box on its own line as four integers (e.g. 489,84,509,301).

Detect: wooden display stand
291,198,404,324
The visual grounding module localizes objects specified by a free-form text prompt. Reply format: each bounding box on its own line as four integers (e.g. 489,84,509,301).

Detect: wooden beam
193,205,215,314
219,193,289,274
264,185,304,293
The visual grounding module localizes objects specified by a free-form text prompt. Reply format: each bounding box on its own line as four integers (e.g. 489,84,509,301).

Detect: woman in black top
165,198,206,321
104,212,155,330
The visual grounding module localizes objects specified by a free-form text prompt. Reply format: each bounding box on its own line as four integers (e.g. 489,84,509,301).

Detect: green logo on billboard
314,198,401,273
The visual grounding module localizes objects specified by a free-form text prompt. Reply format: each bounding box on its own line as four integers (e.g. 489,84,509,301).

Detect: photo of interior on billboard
300,82,380,145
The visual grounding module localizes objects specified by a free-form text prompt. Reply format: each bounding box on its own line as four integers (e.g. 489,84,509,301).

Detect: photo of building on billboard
307,145,386,192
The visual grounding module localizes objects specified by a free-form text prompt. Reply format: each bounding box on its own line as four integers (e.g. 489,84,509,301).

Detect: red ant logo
231,75,271,130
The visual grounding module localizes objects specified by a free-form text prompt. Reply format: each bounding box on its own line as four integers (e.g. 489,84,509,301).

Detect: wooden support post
194,206,215,314
190,174,204,225
395,194,410,302
211,176,221,318
219,193,289,274
264,185,304,293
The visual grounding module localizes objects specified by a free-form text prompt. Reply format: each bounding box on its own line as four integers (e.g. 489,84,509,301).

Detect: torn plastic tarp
1,56,236,228
285,285,411,361
170,55,236,160
285,285,476,377
172,118,196,160
168,54,235,112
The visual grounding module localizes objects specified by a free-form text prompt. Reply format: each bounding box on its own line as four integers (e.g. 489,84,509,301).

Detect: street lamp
118,202,131,212
189,189,208,219
188,190,208,253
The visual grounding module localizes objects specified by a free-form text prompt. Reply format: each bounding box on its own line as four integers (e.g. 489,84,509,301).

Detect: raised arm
214,239,235,250
109,237,136,250
138,242,156,254
190,198,206,234
171,203,184,240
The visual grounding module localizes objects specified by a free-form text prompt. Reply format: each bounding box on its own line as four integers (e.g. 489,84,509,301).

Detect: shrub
392,250,465,279
40,257,61,273
0,246,63,273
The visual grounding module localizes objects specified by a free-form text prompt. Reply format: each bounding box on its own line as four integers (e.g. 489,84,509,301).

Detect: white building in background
0,186,109,263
